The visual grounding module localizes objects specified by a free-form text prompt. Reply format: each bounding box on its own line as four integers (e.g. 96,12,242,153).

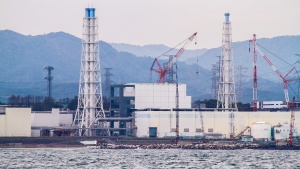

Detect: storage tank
251,122,272,140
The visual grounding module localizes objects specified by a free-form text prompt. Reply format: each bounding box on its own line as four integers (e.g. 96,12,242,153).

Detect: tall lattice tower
73,8,108,136
211,57,220,99
217,13,237,110
217,13,238,137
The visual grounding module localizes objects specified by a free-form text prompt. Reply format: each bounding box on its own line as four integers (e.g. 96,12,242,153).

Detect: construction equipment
230,126,250,139
249,34,300,106
150,32,197,83
288,96,296,146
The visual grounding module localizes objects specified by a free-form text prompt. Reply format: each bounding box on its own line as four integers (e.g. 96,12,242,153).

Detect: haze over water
1,148,299,168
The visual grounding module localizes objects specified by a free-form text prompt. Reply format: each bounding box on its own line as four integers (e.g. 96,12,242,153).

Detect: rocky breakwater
94,141,261,150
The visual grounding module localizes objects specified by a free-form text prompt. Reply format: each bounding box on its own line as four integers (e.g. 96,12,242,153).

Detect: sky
0,0,300,49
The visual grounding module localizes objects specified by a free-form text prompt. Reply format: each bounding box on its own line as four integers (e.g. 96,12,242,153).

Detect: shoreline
0,137,299,150
1,143,299,150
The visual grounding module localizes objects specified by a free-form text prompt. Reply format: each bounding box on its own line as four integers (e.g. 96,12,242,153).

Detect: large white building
117,83,300,139
109,83,191,136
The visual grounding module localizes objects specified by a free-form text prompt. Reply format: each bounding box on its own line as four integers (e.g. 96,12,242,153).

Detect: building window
171,128,176,132
208,128,213,133
184,128,189,132
196,128,202,132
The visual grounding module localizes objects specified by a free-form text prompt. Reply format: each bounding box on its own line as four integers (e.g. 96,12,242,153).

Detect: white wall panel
6,108,31,137
0,115,6,136
132,83,191,109
32,112,59,127
59,114,73,126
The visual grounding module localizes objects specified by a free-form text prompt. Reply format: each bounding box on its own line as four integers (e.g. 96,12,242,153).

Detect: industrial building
107,83,299,140
134,110,300,139
108,83,190,136
0,107,31,137
0,106,73,137
31,109,73,137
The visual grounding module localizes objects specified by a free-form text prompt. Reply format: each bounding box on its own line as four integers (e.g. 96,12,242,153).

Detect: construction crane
249,34,300,106
288,96,296,146
150,32,197,83
230,126,250,139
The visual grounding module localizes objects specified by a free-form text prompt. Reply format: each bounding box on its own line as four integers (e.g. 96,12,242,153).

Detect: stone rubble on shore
93,142,262,150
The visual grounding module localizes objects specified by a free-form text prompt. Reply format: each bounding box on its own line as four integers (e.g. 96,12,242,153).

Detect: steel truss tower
249,34,258,111
165,55,176,83
211,58,220,99
217,13,238,137
73,8,109,136
235,65,248,102
104,68,113,98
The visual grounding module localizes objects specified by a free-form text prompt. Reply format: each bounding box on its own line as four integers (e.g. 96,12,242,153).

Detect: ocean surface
1,148,299,168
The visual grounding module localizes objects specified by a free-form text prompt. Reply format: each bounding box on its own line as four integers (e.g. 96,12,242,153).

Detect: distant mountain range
0,30,299,103
110,43,207,62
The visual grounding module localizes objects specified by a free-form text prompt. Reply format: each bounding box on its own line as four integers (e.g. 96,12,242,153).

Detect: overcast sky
0,0,299,49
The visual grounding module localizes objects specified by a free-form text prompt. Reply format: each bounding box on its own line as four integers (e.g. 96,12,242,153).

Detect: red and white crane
249,34,300,106
150,32,197,83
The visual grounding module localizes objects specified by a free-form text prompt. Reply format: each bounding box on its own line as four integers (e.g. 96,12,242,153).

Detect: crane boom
165,32,197,71
249,37,300,104
150,32,197,83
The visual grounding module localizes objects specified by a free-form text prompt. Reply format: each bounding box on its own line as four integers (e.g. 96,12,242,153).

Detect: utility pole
175,64,179,144
44,66,54,99
289,96,296,146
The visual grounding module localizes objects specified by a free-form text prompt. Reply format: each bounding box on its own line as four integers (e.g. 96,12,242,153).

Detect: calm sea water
1,148,299,168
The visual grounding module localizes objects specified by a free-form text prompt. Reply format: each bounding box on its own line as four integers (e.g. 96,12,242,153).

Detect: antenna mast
44,66,54,99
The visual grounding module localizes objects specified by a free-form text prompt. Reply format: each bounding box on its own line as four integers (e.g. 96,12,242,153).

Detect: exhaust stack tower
217,13,238,137
73,8,108,136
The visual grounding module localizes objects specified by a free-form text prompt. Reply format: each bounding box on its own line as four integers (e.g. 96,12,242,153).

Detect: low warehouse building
31,109,73,137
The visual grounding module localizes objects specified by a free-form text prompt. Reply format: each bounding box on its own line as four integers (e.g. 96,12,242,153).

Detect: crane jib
150,32,197,83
